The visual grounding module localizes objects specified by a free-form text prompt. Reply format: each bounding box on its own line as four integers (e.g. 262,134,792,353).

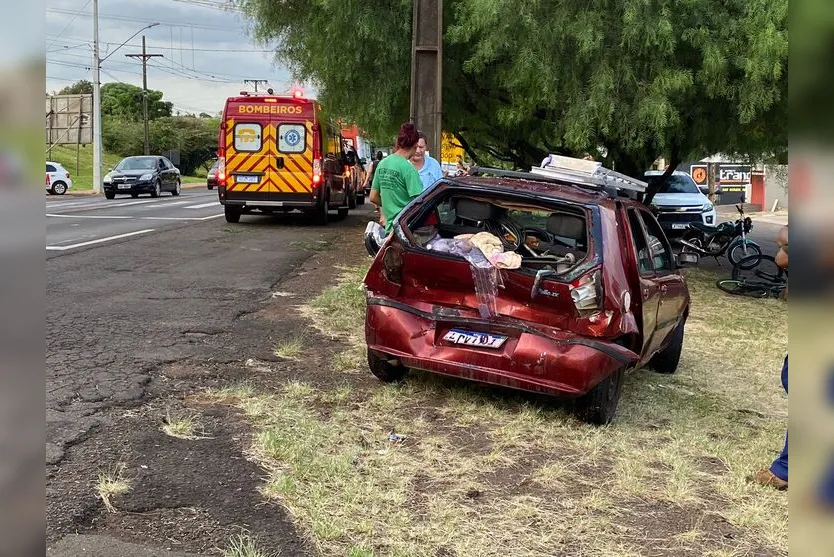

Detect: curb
46,182,209,198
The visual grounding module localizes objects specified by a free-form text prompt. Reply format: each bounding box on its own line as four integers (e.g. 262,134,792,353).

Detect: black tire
575,367,625,425
348,188,357,210
151,180,161,198
315,192,330,226
104,191,116,199
716,279,769,298
131,193,139,198
52,181,68,195
731,254,786,284
224,205,241,223
207,183,214,190
368,350,408,383
649,316,686,374
338,207,350,219
171,180,181,196
728,242,762,268
357,193,365,206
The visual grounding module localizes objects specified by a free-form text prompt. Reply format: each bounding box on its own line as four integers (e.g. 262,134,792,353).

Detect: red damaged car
363,157,699,424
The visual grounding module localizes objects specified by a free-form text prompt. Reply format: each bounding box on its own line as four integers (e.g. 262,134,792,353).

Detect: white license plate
672,223,690,230
443,329,508,349
117,184,131,189
236,175,260,184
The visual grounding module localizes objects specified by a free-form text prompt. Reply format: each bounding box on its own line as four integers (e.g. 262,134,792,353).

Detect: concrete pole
410,0,443,158
92,0,102,194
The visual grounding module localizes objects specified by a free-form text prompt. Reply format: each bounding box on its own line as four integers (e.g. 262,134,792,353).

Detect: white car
644,170,717,235
46,162,73,195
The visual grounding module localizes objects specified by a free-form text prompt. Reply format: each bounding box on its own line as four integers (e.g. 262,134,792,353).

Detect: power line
46,7,231,31
46,36,274,54
46,0,93,51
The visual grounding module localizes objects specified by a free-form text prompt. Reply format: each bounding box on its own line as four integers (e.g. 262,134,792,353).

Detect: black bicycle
716,254,787,299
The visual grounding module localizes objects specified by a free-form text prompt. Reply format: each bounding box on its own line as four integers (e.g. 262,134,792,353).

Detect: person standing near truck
410,131,443,191
368,123,422,232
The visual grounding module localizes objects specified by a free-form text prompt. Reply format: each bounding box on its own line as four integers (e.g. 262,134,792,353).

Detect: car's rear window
409,193,590,276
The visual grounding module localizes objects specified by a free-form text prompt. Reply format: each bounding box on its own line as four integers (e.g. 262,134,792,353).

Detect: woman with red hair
369,122,424,232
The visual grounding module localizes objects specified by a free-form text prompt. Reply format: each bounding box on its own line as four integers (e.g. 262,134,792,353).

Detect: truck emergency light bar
531,154,648,194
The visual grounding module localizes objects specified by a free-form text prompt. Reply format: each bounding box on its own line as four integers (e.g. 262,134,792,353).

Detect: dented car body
364,167,694,424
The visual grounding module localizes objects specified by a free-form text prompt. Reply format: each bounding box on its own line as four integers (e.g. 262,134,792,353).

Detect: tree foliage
102,116,218,175
57,80,93,96
237,0,786,176
101,82,173,122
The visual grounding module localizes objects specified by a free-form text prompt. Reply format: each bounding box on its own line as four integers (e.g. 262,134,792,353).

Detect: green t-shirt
371,153,424,232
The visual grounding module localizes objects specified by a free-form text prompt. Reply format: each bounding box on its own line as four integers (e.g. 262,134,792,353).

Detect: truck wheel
368,350,408,383
224,205,241,223
357,193,365,206
315,197,330,226
575,367,625,425
650,316,686,374
348,188,357,210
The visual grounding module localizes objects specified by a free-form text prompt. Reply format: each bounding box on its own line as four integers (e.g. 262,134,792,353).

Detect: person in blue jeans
748,226,789,490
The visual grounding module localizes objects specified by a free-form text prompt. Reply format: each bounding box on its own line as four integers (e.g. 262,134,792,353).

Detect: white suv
644,170,717,235
46,162,73,195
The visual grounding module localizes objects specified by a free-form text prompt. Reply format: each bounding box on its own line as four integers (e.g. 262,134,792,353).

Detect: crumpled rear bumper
365,296,639,396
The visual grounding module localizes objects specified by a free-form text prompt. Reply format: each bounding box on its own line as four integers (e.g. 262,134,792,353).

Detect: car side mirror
698,186,709,196
675,252,700,268
364,221,386,256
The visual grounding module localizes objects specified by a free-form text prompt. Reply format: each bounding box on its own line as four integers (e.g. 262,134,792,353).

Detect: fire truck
215,90,351,225
340,124,373,205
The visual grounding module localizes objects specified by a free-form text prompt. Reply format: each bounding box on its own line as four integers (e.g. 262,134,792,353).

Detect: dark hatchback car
206,159,219,190
363,158,698,424
103,156,181,199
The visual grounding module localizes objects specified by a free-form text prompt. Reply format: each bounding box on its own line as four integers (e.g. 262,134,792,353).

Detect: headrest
454,198,497,222
547,213,585,242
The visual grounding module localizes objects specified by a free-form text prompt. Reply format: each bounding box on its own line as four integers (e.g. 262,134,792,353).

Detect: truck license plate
443,329,508,349
236,175,260,184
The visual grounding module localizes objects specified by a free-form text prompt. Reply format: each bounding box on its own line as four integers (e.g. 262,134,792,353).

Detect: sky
46,0,304,115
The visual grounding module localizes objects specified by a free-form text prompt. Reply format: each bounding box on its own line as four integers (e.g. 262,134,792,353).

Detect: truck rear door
225,119,270,202
270,117,313,202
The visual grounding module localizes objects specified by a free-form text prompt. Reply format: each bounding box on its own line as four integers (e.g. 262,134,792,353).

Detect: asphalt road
46,189,224,254
46,188,374,553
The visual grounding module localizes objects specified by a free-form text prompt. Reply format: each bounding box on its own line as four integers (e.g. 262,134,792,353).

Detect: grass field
46,144,203,190
210,266,789,556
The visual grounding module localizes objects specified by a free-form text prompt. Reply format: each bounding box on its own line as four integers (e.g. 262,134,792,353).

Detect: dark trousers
769,356,788,481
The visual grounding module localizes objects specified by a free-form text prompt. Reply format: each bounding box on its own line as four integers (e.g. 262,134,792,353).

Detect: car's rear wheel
151,180,162,198
104,191,115,200
224,205,241,223
650,316,686,374
51,181,68,195
368,350,408,383
315,191,330,226
575,367,625,425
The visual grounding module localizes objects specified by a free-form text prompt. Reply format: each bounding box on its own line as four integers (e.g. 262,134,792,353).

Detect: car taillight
381,246,403,285
570,270,602,312
46,174,50,185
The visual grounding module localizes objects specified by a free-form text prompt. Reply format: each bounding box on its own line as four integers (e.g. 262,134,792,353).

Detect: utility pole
92,0,102,194
410,0,443,159
126,36,163,155
244,79,269,93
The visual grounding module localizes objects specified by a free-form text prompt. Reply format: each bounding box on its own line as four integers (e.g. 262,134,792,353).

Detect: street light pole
92,0,102,194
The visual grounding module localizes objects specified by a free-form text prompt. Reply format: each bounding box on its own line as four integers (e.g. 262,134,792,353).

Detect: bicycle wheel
732,254,786,283
716,279,769,298
728,242,762,268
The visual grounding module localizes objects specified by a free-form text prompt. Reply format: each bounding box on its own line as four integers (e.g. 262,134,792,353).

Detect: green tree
149,116,219,175
57,80,93,95
237,0,787,187
101,82,173,122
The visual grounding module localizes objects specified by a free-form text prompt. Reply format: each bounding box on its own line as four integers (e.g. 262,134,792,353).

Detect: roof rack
532,154,647,193
468,155,647,199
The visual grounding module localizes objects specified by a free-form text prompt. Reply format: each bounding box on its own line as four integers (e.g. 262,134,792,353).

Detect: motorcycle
676,204,761,267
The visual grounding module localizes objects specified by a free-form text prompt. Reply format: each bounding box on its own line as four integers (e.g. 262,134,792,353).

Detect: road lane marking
46,229,155,251
184,202,219,209
46,213,225,221
45,195,216,213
